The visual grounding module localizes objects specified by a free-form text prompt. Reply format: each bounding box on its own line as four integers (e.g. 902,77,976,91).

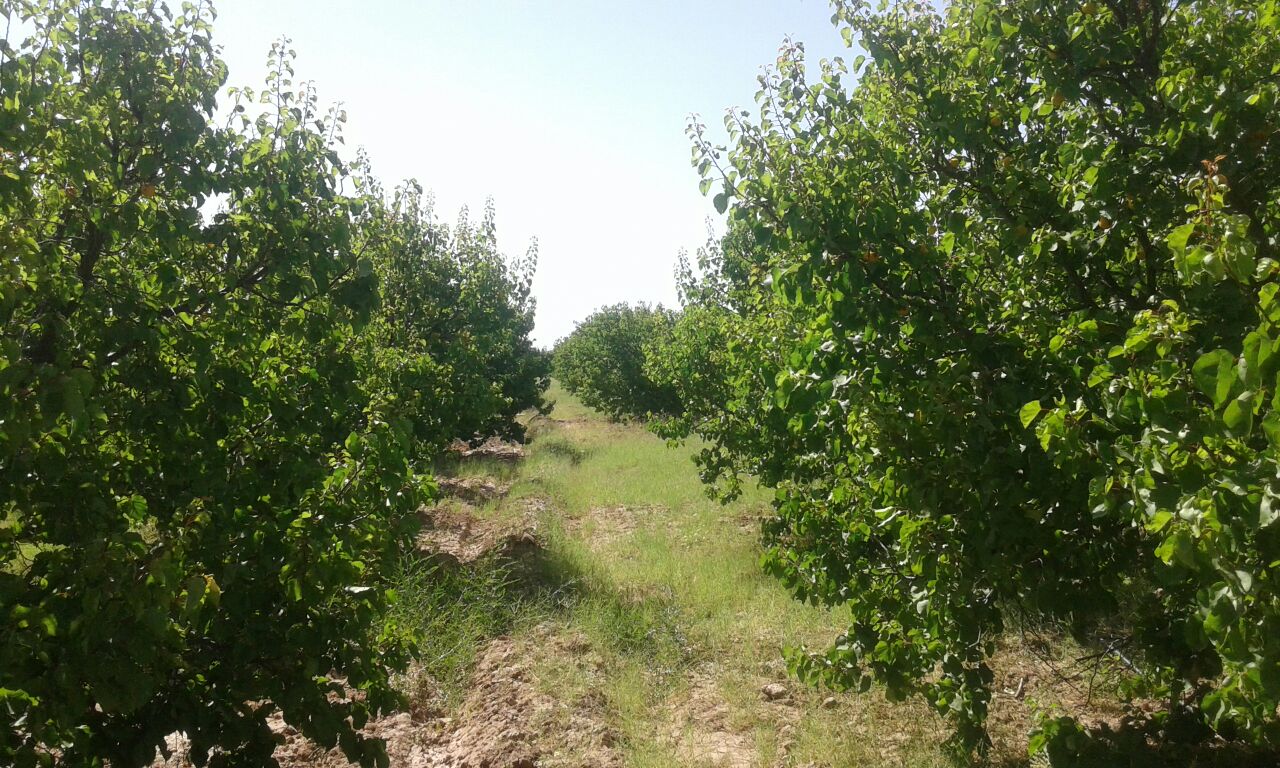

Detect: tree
0,2,544,765
648,228,806,501
682,0,1280,758
356,180,548,448
553,303,682,421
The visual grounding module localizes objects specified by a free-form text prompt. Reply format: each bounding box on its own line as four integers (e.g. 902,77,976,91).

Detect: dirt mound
437,476,510,503
265,709,430,767
419,637,542,767
663,667,811,768
416,506,539,566
157,628,620,768
412,629,619,768
447,437,526,462
569,504,663,548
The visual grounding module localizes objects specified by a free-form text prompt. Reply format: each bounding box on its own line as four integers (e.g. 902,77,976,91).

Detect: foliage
648,229,805,501
677,0,1280,758
0,2,543,765
357,181,548,446
553,303,681,420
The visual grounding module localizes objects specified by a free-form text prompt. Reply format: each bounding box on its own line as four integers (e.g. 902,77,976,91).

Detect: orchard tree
649,229,808,501
0,2,544,765
355,180,548,448
553,303,682,420
684,0,1280,759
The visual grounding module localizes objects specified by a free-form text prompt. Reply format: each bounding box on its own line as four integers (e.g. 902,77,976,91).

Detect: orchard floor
167,383,1117,768
450,383,956,768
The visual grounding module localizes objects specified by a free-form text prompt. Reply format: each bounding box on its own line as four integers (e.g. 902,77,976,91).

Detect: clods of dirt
418,636,543,768
437,476,511,503
569,504,664,548
447,437,526,462
156,628,621,768
416,505,539,567
669,673,757,768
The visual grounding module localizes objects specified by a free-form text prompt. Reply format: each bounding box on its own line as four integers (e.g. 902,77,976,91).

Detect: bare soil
158,628,618,768
415,502,537,567
446,438,526,462
436,477,512,504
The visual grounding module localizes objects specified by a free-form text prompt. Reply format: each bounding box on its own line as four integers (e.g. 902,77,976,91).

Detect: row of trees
568,0,1280,762
0,2,546,765
551,303,681,420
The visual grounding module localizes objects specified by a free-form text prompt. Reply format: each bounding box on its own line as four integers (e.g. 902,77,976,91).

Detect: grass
385,552,547,708
393,380,952,766
528,383,952,766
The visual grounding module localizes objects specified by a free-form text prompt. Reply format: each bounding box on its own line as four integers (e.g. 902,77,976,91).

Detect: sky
208,1,856,347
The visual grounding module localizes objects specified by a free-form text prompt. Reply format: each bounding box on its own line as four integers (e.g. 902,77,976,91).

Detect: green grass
385,553,546,708
393,381,951,765
538,379,597,422
521,384,950,767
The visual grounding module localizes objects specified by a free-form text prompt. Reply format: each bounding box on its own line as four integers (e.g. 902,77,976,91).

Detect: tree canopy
665,0,1280,759
553,303,681,421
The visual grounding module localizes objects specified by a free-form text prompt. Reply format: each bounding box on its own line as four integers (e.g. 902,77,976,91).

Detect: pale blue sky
209,1,855,346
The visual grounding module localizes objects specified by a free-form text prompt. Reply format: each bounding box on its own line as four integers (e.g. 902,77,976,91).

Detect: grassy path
432,383,951,768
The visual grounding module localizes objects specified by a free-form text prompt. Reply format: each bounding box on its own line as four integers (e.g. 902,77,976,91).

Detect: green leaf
1087,365,1113,387
1019,400,1042,428
1261,492,1280,528
1224,391,1256,436
1263,283,1280,324
1155,528,1196,568
1265,412,1280,447
713,192,729,214
1167,222,1196,257
1147,509,1174,532
1193,350,1237,408
1242,331,1275,386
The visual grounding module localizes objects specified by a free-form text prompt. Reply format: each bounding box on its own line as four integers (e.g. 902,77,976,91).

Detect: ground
161,382,1126,768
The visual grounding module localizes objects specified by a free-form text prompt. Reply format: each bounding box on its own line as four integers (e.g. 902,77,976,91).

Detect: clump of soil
437,476,511,503
663,665,817,768
569,504,662,548
416,505,539,567
427,627,621,768
668,672,763,768
447,437,526,462
158,627,621,768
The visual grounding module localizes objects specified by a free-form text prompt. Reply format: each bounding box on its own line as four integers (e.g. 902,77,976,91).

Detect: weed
385,553,542,707
537,434,588,466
